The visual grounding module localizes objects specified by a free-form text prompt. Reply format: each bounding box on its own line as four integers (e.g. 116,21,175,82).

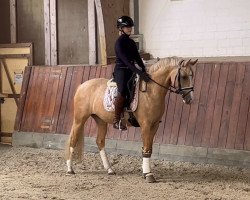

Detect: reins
142,61,194,97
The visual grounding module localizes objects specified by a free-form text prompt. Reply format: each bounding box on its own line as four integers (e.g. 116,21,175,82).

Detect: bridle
147,61,194,98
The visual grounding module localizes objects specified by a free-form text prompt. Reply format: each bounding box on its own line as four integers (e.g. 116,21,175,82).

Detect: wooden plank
95,0,107,65
0,136,12,144
0,94,20,98
50,0,57,65
39,67,62,133
56,67,74,134
1,59,18,105
99,66,107,78
185,64,204,146
20,68,35,131
44,0,51,65
244,104,250,151
0,54,30,58
88,0,96,65
170,95,183,145
126,127,136,141
21,67,40,131
154,93,170,143
95,66,102,78
79,66,92,137
162,93,177,144
209,63,229,148
192,64,212,146
217,63,237,148
0,60,2,134
201,64,221,147
0,43,32,48
234,64,250,150
63,66,84,135
105,65,114,80
86,66,98,137
51,67,67,133
10,0,16,43
14,66,32,131
133,127,141,142
177,65,197,145
226,63,245,149
32,67,51,132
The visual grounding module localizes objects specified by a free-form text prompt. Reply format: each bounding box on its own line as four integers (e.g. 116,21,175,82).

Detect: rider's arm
133,41,146,72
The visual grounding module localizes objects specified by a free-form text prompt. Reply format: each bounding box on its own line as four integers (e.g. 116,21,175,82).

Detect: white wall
139,0,250,58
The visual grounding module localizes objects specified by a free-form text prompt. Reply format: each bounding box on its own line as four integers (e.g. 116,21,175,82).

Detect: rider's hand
140,72,151,83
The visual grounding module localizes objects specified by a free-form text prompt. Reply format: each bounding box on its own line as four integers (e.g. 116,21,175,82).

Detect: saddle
103,74,140,127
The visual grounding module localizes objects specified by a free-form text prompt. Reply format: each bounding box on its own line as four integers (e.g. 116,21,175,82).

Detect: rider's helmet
117,16,134,29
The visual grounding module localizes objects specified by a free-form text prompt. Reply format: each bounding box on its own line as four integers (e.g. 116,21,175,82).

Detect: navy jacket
115,34,146,74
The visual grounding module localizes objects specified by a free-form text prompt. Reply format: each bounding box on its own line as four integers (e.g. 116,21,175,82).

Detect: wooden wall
17,0,45,65
15,62,250,151
101,0,130,58
0,0,10,44
57,0,89,64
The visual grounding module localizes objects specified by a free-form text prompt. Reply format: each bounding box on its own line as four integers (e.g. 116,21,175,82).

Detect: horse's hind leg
93,115,115,175
66,116,88,174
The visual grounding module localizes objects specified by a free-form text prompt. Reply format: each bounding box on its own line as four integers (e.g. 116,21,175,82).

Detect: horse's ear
190,59,198,65
179,59,185,67
183,59,191,67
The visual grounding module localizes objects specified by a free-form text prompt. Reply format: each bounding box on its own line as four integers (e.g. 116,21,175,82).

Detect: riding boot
113,95,127,131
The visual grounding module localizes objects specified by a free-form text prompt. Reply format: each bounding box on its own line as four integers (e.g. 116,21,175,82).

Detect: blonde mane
148,57,183,73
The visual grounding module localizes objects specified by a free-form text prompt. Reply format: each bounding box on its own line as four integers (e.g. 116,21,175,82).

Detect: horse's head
170,59,198,104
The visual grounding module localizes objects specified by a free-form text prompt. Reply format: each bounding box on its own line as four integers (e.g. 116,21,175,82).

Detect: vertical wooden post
94,0,107,65
10,0,17,43
88,0,96,65
44,0,57,65
50,0,57,65
44,0,51,65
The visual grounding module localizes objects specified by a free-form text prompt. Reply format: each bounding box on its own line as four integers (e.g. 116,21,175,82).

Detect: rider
113,16,151,131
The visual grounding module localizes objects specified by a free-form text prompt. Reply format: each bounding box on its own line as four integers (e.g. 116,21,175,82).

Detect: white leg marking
67,160,72,172
100,149,115,174
100,149,111,170
142,157,151,174
67,147,74,172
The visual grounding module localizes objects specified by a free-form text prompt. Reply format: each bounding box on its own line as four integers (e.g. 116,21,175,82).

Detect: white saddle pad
103,75,139,112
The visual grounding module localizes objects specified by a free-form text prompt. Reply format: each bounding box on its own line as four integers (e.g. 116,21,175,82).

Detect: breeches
113,67,134,98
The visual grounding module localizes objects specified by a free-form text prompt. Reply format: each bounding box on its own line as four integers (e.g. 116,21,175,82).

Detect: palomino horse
65,57,198,183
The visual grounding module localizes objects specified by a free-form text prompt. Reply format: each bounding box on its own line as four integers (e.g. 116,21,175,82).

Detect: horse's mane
148,56,182,73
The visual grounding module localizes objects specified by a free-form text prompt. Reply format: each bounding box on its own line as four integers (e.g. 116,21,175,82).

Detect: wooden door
0,43,32,144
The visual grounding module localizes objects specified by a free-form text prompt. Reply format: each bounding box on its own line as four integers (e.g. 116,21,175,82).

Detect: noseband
147,62,194,97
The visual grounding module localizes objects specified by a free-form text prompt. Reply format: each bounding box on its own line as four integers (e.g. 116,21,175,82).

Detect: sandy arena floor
0,144,249,200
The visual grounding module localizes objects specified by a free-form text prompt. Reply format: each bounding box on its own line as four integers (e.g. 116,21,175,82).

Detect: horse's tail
65,125,84,161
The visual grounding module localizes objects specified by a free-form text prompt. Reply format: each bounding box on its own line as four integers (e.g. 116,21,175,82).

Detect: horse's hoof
108,171,116,175
144,173,156,183
66,170,76,175
108,168,116,175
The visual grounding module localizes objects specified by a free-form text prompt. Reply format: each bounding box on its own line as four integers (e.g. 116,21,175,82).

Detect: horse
65,57,198,183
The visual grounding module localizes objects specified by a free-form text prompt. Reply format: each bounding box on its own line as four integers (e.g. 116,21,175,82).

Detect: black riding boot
113,95,127,131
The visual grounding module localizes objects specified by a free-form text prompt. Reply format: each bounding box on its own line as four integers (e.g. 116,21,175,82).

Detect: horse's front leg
94,116,116,175
141,123,159,183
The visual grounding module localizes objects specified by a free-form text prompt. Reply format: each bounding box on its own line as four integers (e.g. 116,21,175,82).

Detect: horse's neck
147,68,172,102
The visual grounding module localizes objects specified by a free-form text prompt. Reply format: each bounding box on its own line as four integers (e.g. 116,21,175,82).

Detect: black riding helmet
117,16,134,29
